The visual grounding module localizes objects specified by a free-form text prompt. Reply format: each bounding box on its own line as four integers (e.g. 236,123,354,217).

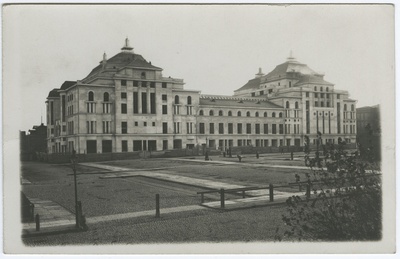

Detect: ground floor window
133,140,142,151
86,140,97,154
163,140,168,150
102,140,112,153
148,140,156,151
122,140,128,152
173,139,182,149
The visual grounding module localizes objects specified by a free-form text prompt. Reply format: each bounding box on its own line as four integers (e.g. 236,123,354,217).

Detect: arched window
187,96,192,105
199,110,204,116
103,92,109,102
326,87,329,92
174,95,179,104
209,110,214,116
219,110,223,116
255,112,259,117
344,104,347,111
314,86,317,91
246,111,250,117
237,111,241,117
286,101,290,109
264,112,268,117
320,87,323,92
272,112,276,117
141,72,146,79
295,101,299,109
228,111,232,116
88,91,94,101
351,104,354,111
279,112,283,118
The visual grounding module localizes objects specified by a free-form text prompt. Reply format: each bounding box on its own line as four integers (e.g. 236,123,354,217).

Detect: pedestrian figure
256,151,259,159
290,151,294,160
237,154,242,162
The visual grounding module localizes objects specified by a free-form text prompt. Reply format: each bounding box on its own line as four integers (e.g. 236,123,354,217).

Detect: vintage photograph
3,3,396,254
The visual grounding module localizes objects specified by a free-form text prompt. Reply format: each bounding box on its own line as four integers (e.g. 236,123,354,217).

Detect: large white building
46,39,357,154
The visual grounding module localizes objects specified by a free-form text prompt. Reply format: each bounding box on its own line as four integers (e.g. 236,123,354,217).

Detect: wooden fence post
155,194,160,218
220,188,225,208
35,214,40,231
30,204,35,221
269,184,274,202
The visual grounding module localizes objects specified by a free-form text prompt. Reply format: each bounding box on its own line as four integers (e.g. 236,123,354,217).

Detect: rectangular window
152,122,156,127
199,123,205,134
133,140,142,151
246,123,251,134
255,124,260,134
121,122,127,134
337,94,340,99
174,122,180,134
272,124,277,134
315,101,318,107
163,140,168,150
163,122,168,134
228,123,233,134
186,122,193,134
141,81,146,87
86,103,96,113
121,92,127,99
321,102,324,107
133,92,138,114
306,92,309,97
50,101,54,125
122,140,128,152
237,123,242,134
103,103,111,113
134,121,138,126
150,93,156,114
102,121,111,133
219,123,224,134
162,94,167,101
209,123,214,134
174,105,180,115
142,93,147,114
150,82,155,88
314,93,318,98
121,103,127,114
162,82,167,88
133,81,138,87
321,93,324,98
162,105,168,114
121,80,127,86
144,122,147,127
279,124,284,134
187,106,193,115
264,124,268,134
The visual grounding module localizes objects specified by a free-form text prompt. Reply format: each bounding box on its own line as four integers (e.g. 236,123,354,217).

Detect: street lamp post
71,149,79,228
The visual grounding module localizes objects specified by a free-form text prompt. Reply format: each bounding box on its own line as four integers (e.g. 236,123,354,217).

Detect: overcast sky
4,4,394,132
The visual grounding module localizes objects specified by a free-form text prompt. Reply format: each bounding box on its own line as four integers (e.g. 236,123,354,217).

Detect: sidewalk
22,197,77,237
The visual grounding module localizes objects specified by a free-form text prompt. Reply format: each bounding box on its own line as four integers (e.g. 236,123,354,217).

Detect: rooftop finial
287,50,296,61
103,52,107,61
121,37,134,52
255,67,264,78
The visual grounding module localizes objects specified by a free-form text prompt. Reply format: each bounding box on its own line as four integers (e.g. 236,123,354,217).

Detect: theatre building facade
46,39,357,154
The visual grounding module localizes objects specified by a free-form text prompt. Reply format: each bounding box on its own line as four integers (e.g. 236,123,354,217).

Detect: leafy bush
276,136,381,241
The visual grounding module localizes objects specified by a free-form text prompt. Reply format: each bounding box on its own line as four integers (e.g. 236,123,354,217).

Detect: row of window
306,92,341,99
198,110,285,118
198,123,297,135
